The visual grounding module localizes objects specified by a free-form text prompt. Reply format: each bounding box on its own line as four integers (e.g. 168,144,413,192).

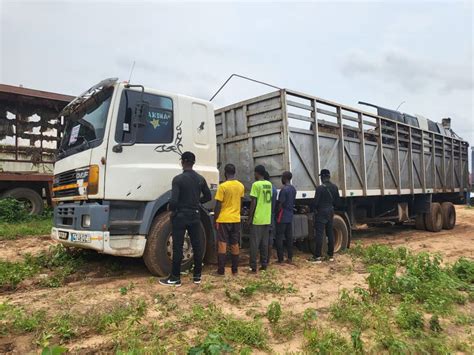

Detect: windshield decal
154,121,183,156
148,109,171,130
69,124,80,145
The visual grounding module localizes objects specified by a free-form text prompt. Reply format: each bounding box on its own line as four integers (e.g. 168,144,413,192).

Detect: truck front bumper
51,227,146,257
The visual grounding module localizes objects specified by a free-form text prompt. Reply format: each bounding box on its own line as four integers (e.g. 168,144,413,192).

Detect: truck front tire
441,202,456,230
424,202,443,232
143,211,206,276
1,187,44,215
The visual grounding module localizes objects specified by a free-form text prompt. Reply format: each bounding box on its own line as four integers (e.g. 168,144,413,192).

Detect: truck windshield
58,87,113,160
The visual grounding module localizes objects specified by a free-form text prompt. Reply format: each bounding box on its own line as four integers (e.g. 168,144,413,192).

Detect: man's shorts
217,223,241,245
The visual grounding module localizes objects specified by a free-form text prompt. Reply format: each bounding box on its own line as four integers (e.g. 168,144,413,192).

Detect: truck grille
57,206,75,216
54,169,77,186
53,167,89,199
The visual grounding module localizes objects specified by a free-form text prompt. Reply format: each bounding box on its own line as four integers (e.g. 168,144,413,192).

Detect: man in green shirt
246,165,273,272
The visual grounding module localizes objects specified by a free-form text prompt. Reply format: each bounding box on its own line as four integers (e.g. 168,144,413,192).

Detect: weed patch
86,299,147,333
0,302,46,334
303,328,352,354
181,304,268,350
395,301,424,334
0,244,83,289
334,244,474,353
0,199,52,239
0,218,52,240
330,288,372,330
266,301,282,324
189,332,233,354
239,271,296,297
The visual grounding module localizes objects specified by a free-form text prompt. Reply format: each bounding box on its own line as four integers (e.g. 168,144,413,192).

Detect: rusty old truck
0,84,73,214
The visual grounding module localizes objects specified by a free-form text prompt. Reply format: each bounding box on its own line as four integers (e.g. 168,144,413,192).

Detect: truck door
104,87,180,201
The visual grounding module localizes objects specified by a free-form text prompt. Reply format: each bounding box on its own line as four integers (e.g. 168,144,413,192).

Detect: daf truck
51,78,470,276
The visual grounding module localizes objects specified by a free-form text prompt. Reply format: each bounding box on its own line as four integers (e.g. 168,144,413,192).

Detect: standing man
309,169,340,263
264,171,277,265
214,163,245,275
246,165,273,273
275,171,297,264
160,151,211,286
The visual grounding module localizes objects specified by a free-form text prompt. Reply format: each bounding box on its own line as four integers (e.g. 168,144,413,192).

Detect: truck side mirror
113,84,147,153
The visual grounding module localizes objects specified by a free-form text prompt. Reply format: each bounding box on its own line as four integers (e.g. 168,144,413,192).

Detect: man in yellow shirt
214,164,245,275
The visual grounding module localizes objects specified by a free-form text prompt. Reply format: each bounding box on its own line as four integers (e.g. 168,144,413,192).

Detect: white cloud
341,48,473,94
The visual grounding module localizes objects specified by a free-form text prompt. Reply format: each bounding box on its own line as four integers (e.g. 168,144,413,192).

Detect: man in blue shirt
275,171,297,263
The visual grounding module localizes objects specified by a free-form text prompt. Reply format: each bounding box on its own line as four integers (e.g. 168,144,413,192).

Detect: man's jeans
249,224,270,270
171,211,202,278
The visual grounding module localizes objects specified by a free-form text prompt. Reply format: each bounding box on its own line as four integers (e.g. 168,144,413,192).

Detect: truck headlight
82,214,91,228
87,165,99,195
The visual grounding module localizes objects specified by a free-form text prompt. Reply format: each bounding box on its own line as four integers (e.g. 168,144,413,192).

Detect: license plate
58,231,68,240
70,233,91,243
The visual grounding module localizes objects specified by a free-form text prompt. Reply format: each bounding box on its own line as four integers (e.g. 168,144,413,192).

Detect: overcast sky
1,0,473,161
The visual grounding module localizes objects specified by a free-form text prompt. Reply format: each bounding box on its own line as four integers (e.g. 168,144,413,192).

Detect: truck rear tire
1,187,44,215
415,214,426,230
143,211,206,276
424,202,443,232
441,202,456,230
307,214,349,255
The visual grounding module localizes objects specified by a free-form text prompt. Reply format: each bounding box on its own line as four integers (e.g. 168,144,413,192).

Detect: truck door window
115,90,173,144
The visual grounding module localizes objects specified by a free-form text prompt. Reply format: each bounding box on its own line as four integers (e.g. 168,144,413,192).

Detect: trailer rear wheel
441,202,456,230
1,188,44,216
415,214,426,230
424,202,443,232
307,214,349,255
143,211,206,276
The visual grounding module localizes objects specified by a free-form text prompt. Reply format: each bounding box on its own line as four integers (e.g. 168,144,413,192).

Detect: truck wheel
143,212,206,276
424,202,443,232
1,188,44,215
333,215,349,253
415,214,426,230
307,215,349,255
441,202,456,230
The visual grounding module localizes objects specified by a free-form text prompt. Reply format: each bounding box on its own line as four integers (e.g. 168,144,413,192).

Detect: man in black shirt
160,151,211,286
309,169,340,263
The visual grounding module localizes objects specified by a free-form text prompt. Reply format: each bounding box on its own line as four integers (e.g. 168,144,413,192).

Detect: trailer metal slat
286,100,314,111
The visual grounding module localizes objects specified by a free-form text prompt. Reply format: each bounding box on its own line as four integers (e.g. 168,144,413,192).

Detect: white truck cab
51,78,219,276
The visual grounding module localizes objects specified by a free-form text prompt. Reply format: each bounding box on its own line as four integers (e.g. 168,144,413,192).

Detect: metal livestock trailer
215,89,469,253
0,84,74,214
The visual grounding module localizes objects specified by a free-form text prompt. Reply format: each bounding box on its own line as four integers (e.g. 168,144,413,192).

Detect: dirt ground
1,206,473,353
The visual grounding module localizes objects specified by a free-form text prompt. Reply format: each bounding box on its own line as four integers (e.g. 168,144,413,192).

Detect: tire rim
333,227,343,253
17,198,34,214
166,231,193,263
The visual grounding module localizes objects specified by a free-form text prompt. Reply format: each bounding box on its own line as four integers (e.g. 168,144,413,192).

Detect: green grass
0,218,52,240
266,301,282,324
85,300,147,334
0,302,46,334
395,301,424,334
332,244,474,353
238,270,297,297
181,304,268,350
303,328,353,354
0,299,148,348
0,198,53,239
0,244,83,289
188,333,233,355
